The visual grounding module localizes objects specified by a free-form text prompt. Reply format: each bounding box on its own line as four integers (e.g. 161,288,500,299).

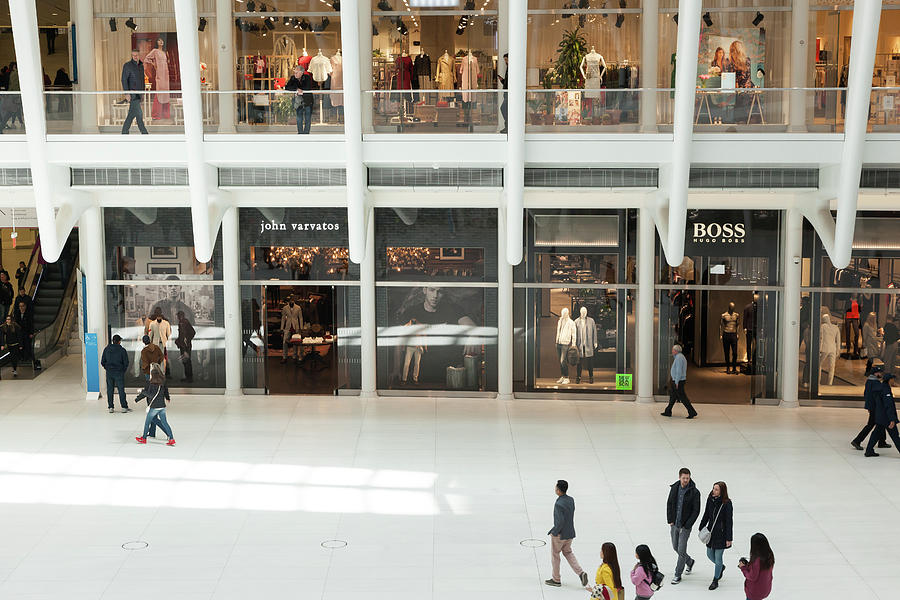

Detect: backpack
648,564,665,591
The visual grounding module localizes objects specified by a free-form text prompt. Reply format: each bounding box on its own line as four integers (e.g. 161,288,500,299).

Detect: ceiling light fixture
702,12,713,27
752,11,764,26
125,17,137,30
108,17,117,32
198,17,207,32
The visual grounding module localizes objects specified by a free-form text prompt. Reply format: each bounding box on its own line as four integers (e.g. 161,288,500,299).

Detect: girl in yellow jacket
591,542,623,600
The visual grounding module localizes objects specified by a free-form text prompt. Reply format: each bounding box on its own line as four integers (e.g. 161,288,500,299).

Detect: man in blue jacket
661,344,698,419
546,479,589,588
121,50,148,134
101,334,131,413
865,372,900,457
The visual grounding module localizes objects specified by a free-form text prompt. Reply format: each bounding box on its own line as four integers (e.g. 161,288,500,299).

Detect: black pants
866,422,900,454
122,97,148,134
722,332,738,372
853,409,887,446
845,318,860,356
181,350,193,380
106,372,128,409
500,95,508,130
5,344,20,369
745,331,756,372
576,357,593,381
664,380,698,417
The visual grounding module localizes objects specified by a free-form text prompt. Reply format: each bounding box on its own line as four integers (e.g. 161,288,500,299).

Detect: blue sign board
85,332,99,394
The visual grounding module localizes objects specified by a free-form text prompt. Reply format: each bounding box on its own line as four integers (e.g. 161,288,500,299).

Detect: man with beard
149,277,195,326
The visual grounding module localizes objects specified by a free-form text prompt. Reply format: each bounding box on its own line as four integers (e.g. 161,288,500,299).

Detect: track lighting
264,18,275,30
260,3,267,12
703,12,713,28
247,1,256,11
373,23,379,36
378,1,393,10
752,11,764,27
125,17,137,30
672,14,678,25
198,17,207,32
332,1,341,10
108,17,117,32
317,17,330,31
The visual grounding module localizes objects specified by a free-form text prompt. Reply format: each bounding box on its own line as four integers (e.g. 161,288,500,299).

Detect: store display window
375,208,498,392
370,1,501,132
513,209,636,394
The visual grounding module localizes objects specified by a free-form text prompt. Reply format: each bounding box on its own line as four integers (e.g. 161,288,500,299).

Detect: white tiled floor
1,356,899,600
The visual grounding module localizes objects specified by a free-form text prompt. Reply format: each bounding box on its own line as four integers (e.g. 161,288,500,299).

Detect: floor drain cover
320,539,348,549
121,541,149,550
519,538,546,548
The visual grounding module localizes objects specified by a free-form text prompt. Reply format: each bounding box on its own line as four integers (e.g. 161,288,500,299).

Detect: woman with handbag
630,544,660,600
589,542,622,600
697,481,733,590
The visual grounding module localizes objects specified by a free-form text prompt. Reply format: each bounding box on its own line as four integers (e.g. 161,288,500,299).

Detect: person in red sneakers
134,363,176,446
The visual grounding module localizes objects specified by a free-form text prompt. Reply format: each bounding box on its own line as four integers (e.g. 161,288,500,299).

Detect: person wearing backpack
698,481,733,590
133,363,176,446
631,544,661,600
738,533,774,600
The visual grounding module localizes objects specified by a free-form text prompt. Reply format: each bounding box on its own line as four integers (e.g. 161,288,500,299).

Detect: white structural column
222,207,241,393
636,206,656,403
341,0,366,265
358,2,374,136
71,0,98,133
780,208,803,408
830,1,882,269
174,0,224,264
789,0,810,132
497,207,513,401
659,0,702,267
360,208,377,397
216,0,236,133
78,206,107,381
505,0,527,266
640,0,659,132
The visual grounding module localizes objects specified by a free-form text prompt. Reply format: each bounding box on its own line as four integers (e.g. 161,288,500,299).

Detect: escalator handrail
32,254,80,360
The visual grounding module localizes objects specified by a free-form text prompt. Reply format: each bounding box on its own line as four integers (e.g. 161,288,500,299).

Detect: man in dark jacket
15,287,31,314
0,314,24,377
851,366,889,450
121,50,148,134
0,271,13,317
174,310,195,382
13,300,34,368
545,479,588,588
101,334,131,413
498,52,509,133
285,64,315,134
666,467,701,584
865,373,900,457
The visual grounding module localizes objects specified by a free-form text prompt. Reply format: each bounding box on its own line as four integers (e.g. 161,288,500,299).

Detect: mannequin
280,296,304,363
845,292,861,359
330,49,343,107
720,302,740,374
819,313,841,385
298,48,312,71
743,292,758,374
414,47,432,89
309,49,332,83
436,50,454,97
395,51,414,89
574,306,598,384
579,46,607,99
459,50,479,102
555,307,577,385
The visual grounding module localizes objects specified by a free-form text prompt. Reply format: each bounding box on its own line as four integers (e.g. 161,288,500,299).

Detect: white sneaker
561,378,570,385
555,377,565,384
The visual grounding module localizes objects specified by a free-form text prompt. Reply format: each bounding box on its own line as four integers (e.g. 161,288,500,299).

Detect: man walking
101,334,131,413
661,344,698,418
121,50,148,134
666,467,701,584
851,365,889,451
545,479,589,588
13,299,34,370
865,372,900,457
140,334,163,380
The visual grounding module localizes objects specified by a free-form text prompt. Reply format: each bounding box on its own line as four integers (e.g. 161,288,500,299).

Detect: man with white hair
661,344,698,419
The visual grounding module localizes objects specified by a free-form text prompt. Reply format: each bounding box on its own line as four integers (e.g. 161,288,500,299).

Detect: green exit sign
615,374,633,391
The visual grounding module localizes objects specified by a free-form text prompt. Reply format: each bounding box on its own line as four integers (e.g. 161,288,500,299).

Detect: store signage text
259,220,341,234
691,222,746,244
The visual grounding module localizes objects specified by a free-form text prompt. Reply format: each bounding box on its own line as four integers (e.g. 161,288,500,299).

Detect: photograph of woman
143,37,171,119
728,40,753,89
710,46,729,74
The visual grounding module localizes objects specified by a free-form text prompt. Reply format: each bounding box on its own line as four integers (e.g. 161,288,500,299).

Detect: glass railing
525,88,652,132
0,91,25,135
44,90,186,134
366,90,504,134
201,90,345,135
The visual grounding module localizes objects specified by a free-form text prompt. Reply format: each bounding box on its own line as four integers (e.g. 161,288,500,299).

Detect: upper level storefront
0,0,899,139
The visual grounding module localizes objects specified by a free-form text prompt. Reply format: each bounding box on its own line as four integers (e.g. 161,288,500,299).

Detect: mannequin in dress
720,302,740,374
330,49,343,108
574,306,598,384
460,50,479,103
579,46,607,100
436,50,454,98
143,37,171,119
555,307,577,385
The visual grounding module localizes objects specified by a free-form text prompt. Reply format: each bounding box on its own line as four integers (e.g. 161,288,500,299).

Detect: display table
288,336,335,371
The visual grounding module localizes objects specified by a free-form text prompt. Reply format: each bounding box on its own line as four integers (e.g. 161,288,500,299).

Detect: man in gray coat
546,479,589,588
574,307,597,384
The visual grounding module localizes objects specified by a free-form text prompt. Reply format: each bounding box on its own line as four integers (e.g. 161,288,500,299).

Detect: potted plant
273,93,295,124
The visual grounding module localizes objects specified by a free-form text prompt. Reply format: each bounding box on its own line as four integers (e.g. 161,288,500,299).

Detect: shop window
104,208,223,280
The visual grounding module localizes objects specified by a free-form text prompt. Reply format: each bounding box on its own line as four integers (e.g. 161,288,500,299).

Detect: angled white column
789,0,810,132
497,206,513,401
216,0,236,133
71,0,98,133
341,0,366,265
657,0,701,267
174,0,226,264
11,0,89,263
222,206,241,393
360,208,376,397
505,0,527,266
780,208,803,408
636,205,656,403
640,0,659,132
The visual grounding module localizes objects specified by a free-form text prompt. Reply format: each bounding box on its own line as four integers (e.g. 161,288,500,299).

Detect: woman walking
134,363,176,446
698,481,733,590
590,542,622,600
630,544,658,600
739,533,774,600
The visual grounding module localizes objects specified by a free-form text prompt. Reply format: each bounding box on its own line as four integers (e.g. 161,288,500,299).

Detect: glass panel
104,208,222,280
367,90,502,133
46,91,188,134
106,283,226,389
532,253,619,285
203,90,344,133
376,286,497,392
240,285,267,391
375,208,497,282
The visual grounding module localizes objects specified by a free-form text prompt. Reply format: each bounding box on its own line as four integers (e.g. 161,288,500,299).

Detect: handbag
566,346,580,366
698,502,723,545
590,584,614,600
291,94,303,110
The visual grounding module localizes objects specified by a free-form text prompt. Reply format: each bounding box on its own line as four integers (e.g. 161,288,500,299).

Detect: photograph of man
174,310,196,382
149,277,195,326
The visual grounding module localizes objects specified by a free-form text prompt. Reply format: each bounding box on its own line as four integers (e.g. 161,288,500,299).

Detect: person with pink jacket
630,545,658,600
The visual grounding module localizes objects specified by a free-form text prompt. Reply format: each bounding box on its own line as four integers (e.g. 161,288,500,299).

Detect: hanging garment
583,53,604,99
309,54,332,83
395,55,414,90
459,54,479,102
255,55,267,74
272,35,298,80
435,54,454,92
330,53,343,106
414,53,432,78
298,54,312,70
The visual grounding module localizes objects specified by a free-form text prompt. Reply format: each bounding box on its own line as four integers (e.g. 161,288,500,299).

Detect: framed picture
148,263,181,275
440,248,465,260
151,246,178,259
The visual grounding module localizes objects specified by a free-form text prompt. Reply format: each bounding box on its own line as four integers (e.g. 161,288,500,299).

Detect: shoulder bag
698,502,723,545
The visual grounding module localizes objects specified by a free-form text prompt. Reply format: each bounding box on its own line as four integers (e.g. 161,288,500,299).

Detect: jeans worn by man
666,470,701,583
296,105,312,134
106,372,128,411
122,96,148,134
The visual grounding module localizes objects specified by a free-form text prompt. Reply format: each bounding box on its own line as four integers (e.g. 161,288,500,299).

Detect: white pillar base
635,395,656,404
